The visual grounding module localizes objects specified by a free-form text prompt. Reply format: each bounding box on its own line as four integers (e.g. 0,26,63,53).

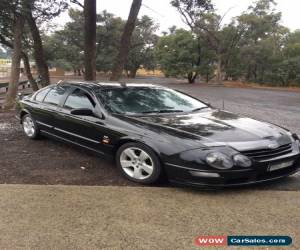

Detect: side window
64,88,95,110
34,88,50,102
44,86,68,106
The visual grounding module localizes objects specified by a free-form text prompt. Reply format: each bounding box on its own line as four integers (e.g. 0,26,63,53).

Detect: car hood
129,109,292,151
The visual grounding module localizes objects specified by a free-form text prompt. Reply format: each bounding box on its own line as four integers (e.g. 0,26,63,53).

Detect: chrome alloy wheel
120,147,154,180
23,116,35,137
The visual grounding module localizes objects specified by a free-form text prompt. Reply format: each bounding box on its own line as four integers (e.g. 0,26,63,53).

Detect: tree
171,0,243,84
0,0,38,105
237,0,288,84
125,15,159,78
24,0,68,86
96,11,124,73
155,29,214,83
45,11,158,79
83,0,96,80
44,9,85,75
110,0,143,81
272,30,300,85
0,24,39,92
26,12,50,87
4,5,25,109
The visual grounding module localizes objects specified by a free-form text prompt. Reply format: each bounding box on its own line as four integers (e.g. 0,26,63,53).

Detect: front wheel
116,142,162,184
22,114,40,139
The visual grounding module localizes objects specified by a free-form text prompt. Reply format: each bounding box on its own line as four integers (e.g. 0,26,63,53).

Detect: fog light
190,171,220,178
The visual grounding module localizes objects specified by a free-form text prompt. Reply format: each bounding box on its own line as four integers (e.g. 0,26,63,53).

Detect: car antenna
57,80,64,86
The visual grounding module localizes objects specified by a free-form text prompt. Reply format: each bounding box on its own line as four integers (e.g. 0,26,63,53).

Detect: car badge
102,136,110,144
268,143,279,149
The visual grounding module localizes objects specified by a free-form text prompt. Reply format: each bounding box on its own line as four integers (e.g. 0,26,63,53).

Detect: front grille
241,143,293,161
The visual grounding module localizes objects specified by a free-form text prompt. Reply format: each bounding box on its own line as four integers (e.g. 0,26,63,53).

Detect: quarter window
35,88,50,102
64,88,95,110
44,86,68,106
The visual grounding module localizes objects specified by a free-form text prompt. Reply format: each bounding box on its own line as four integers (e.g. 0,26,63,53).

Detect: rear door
30,86,69,132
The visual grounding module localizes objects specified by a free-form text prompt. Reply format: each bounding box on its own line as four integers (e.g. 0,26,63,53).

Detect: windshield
97,87,208,114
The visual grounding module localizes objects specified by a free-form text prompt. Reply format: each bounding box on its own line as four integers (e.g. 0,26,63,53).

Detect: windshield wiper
191,107,208,112
141,109,184,114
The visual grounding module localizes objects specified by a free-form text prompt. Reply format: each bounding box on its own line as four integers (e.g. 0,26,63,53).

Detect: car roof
57,81,164,91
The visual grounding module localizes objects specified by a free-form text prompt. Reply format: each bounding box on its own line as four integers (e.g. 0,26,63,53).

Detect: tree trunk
26,13,50,87
110,0,142,81
22,52,38,91
84,0,96,81
216,54,223,84
129,67,138,78
187,72,197,84
4,14,25,109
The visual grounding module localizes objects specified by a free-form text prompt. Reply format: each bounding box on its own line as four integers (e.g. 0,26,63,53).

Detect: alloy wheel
23,116,35,137
120,147,154,180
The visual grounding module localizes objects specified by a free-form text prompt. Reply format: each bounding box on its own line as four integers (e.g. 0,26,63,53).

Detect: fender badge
102,136,110,144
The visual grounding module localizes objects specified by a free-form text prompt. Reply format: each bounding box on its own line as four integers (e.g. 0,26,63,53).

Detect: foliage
110,0,143,80
234,0,295,85
96,11,124,73
44,9,84,73
125,15,159,77
44,10,158,78
155,29,215,83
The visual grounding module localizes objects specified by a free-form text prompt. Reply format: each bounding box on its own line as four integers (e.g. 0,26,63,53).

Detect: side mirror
70,108,94,116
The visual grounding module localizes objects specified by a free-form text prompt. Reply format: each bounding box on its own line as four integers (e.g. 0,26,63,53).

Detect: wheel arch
20,109,30,123
113,137,162,161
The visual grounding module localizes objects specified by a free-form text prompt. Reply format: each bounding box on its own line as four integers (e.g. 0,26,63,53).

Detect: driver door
54,88,108,153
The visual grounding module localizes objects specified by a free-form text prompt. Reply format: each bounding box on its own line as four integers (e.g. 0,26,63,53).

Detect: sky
54,0,300,34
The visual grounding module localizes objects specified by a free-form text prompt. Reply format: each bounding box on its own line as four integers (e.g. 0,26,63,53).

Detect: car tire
116,142,162,184
22,114,40,139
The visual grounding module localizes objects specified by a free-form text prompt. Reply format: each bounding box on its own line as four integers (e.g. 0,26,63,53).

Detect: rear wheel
116,142,162,184
22,114,39,139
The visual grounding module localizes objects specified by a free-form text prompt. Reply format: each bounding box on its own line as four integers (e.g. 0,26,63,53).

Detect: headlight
233,154,252,168
206,152,233,169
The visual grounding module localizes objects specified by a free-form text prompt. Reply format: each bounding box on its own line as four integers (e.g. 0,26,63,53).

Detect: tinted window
35,88,50,102
44,86,68,106
64,88,95,110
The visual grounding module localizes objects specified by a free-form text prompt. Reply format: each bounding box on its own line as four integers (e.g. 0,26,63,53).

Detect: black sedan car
16,81,300,187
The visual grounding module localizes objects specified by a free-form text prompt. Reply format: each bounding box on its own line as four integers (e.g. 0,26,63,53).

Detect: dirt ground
0,111,138,186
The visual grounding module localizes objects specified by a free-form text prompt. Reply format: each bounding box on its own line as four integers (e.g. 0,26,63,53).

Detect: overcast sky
55,0,300,33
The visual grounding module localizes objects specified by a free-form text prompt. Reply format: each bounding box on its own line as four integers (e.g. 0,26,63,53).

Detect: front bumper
165,154,300,188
